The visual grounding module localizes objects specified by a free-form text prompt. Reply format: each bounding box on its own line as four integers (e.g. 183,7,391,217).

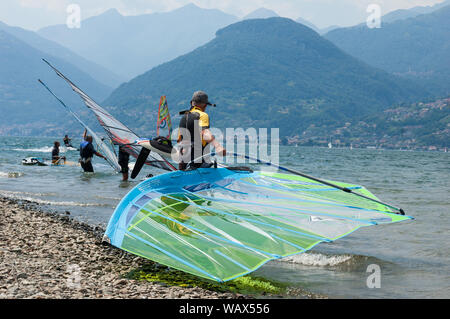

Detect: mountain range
325,5,450,96
0,3,448,145
38,4,239,79
381,0,450,24
0,30,111,136
103,18,428,137
0,21,123,88
37,4,327,79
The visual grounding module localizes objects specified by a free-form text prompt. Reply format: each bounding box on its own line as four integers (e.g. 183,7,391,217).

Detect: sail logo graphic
366,264,381,288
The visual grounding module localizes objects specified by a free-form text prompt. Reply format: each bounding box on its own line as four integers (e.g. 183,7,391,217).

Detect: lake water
0,136,448,298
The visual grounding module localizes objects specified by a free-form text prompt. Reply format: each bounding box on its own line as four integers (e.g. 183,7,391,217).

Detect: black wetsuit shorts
80,159,94,173
118,148,130,174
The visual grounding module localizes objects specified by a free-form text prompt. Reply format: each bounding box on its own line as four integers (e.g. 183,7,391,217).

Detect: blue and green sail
105,168,412,282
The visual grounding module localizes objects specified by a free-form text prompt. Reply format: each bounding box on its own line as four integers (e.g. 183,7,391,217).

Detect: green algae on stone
125,262,285,295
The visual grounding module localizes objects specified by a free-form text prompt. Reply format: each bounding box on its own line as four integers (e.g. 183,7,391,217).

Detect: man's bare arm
95,151,106,159
202,129,226,156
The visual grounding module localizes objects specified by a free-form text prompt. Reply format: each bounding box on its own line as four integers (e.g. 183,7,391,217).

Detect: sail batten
105,168,413,282
38,79,122,173
43,59,175,172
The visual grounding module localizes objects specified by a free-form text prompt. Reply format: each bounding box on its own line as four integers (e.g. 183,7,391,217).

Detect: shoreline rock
0,196,323,299
0,196,239,299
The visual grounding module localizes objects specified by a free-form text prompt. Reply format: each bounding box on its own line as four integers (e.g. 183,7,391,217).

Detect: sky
0,0,446,30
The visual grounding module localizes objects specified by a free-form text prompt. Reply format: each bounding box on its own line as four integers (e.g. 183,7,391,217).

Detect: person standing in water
118,145,130,181
79,129,106,173
51,141,66,165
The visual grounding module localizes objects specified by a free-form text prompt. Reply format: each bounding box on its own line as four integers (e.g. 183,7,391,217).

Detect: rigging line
132,210,226,266
124,231,222,282
261,175,325,186
239,178,363,193
43,59,176,172
181,188,378,225
189,152,406,215
42,58,142,138
235,179,376,209
84,104,120,120
241,178,377,208
129,206,280,258
38,80,121,172
214,250,251,272
109,139,117,157
85,106,120,120
207,183,393,214
162,193,333,242
97,124,136,134
127,198,199,231
269,233,308,251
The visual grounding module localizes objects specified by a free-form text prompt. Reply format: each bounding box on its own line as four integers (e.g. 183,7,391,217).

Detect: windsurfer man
79,129,106,172
177,91,226,170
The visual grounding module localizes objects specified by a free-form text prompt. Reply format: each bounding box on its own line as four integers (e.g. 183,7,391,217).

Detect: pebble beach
0,197,242,299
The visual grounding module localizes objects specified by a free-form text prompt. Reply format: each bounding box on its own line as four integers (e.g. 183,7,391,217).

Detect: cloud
18,0,68,11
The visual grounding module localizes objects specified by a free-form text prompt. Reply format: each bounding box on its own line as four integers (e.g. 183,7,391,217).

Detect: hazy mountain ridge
242,7,322,34
103,18,429,137
38,4,239,79
295,17,320,33
0,30,113,135
36,3,333,80
1,4,446,144
0,21,123,88
381,0,450,24
243,8,279,20
325,5,450,96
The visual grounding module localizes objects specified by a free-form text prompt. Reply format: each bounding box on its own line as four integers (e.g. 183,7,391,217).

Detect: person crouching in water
52,141,66,165
79,129,106,173
118,145,130,181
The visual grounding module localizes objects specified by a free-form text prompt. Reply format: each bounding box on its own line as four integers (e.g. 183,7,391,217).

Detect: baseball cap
191,91,216,106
